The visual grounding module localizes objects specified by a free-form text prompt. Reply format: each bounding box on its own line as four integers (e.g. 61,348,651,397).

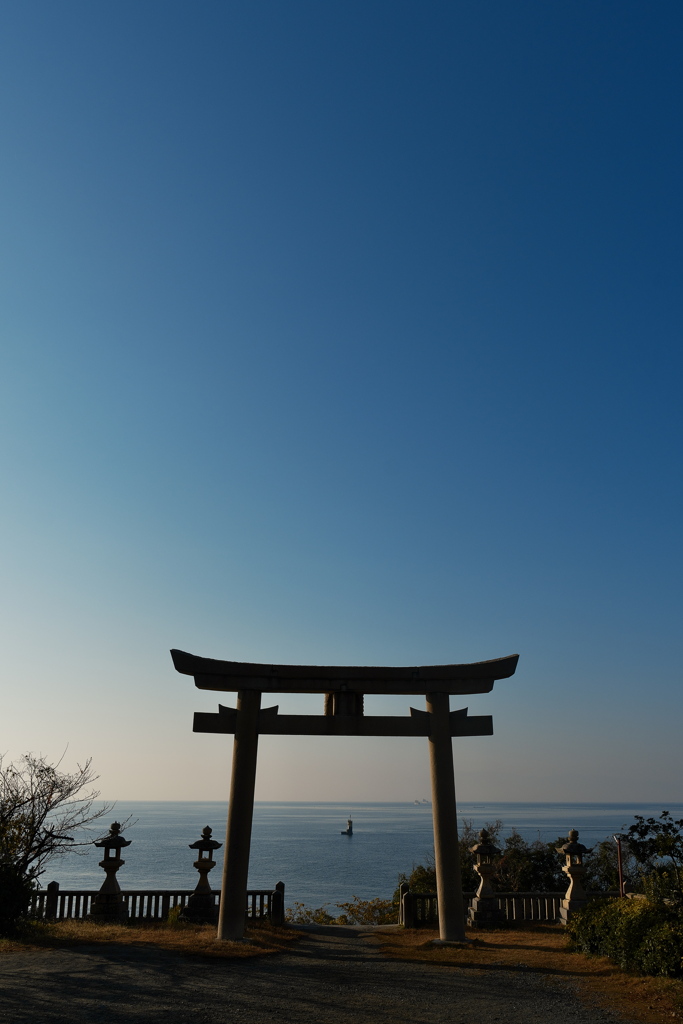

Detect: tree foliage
624,811,683,894
495,829,567,892
396,820,570,897
0,752,113,934
395,819,504,898
397,812,683,904
0,753,111,878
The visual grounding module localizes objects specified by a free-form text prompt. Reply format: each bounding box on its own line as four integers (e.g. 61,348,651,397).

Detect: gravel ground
0,926,636,1024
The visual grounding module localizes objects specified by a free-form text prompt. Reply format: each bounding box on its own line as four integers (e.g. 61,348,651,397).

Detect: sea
48,801,683,909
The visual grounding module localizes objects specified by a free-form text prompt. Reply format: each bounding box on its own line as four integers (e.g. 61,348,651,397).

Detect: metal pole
426,691,466,942
613,834,624,897
217,689,261,940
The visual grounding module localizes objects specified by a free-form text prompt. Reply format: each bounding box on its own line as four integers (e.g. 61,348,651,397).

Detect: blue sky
1,1,681,803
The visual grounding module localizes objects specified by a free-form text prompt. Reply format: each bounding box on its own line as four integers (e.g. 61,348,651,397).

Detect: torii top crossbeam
170,650,519,694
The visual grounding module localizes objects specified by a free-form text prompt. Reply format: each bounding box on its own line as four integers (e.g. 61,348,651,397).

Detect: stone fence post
402,889,416,928
398,881,409,925
45,880,59,920
271,881,285,927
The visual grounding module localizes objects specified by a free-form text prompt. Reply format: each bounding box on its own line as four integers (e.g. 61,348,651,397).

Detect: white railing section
400,889,618,926
30,884,284,925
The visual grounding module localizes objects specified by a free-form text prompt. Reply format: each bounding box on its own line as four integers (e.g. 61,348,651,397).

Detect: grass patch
374,924,683,1024
0,918,301,960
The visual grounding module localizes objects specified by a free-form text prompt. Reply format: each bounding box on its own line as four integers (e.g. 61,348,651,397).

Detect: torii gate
171,649,519,942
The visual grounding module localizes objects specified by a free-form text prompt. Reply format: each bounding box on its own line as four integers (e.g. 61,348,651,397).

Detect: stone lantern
556,829,590,923
467,828,504,927
91,822,131,922
181,826,223,923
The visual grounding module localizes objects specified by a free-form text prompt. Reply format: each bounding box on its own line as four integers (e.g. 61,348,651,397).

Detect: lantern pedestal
468,892,503,927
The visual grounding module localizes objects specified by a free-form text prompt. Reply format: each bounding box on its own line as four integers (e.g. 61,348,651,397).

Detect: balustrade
400,888,615,927
30,883,284,923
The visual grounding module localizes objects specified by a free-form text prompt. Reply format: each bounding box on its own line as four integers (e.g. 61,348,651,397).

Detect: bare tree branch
0,753,121,880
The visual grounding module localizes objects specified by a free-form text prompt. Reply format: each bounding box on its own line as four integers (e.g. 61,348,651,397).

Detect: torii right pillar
427,691,467,942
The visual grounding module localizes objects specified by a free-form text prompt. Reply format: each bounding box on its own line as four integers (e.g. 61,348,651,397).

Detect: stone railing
399,889,618,927
30,882,285,926
399,889,442,927
495,892,564,923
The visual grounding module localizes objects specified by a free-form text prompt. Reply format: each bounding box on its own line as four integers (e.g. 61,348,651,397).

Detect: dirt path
0,926,634,1023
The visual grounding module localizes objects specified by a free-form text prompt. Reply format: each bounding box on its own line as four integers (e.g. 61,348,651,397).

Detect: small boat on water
340,818,353,836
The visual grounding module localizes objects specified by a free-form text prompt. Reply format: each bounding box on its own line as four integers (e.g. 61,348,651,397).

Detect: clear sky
1,1,681,804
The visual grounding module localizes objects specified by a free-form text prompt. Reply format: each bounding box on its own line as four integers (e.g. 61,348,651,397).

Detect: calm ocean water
49,801,683,909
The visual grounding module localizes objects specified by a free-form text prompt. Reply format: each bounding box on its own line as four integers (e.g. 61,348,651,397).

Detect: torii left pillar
427,691,466,942
217,690,261,940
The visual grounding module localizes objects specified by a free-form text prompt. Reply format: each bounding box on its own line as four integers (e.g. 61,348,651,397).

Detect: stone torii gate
171,649,519,943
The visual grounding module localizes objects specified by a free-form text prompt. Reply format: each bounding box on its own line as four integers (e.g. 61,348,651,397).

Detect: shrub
641,869,683,906
0,864,38,936
165,904,184,928
567,896,683,978
285,902,336,925
335,896,396,925
284,896,397,926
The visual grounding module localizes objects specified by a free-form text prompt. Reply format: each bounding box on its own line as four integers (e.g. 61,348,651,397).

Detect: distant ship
340,818,353,836
413,798,431,805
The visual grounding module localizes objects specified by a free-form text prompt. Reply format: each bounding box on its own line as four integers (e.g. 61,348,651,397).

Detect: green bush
641,869,683,905
567,896,683,977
